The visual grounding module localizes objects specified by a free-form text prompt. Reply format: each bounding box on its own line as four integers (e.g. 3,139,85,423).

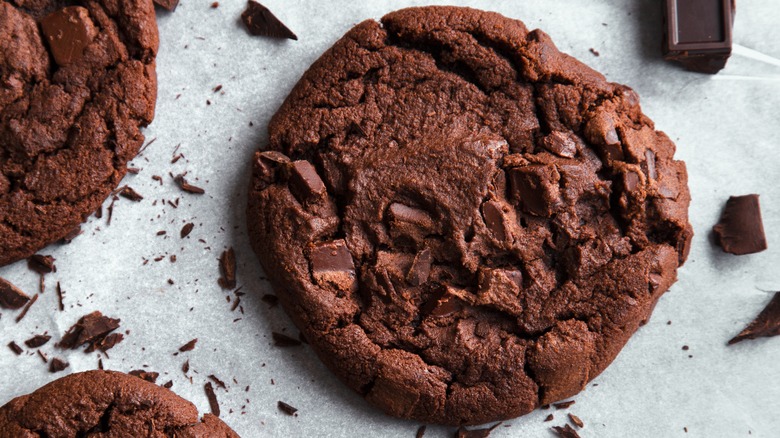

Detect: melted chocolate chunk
0,278,30,309
728,292,780,345
508,165,562,216
309,240,356,293
288,160,327,205
241,1,298,40
40,7,98,67
481,200,509,243
713,194,767,255
406,248,432,286
541,131,577,158
422,286,463,318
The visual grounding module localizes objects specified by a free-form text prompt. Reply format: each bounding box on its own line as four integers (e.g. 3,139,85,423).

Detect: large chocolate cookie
0,0,158,266
0,370,239,436
247,6,692,425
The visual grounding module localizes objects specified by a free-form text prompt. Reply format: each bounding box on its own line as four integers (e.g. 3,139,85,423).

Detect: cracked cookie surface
0,0,158,266
247,6,692,425
0,370,239,437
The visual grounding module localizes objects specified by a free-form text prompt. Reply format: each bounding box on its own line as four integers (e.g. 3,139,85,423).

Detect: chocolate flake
455,422,501,438
205,382,221,417
24,334,51,348
179,338,198,352
90,332,124,353
713,194,767,255
163,380,174,389
27,254,56,274
129,370,159,383
553,400,576,409
728,292,780,345
277,400,298,416
406,248,432,286
58,311,121,350
0,277,31,309
49,357,69,373
416,425,427,438
552,424,581,438
174,174,206,194
182,360,190,374
218,248,237,289
180,222,195,238
119,186,144,201
8,342,23,355
272,332,302,347
15,294,38,323
56,282,64,311
208,374,227,389
544,414,554,422
242,1,298,40
568,413,584,428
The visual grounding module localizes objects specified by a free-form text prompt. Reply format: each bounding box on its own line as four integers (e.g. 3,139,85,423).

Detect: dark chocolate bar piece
663,0,735,74
712,194,767,255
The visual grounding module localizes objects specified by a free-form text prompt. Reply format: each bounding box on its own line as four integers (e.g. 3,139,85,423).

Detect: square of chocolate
663,0,735,73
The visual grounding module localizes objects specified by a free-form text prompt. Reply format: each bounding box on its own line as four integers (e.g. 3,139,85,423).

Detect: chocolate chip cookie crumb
728,292,780,345
0,278,30,309
129,370,159,383
277,400,298,416
49,358,69,373
58,311,121,351
205,382,221,417
24,335,51,349
713,195,767,255
272,332,301,347
15,294,38,323
241,1,297,40
552,424,581,438
179,338,198,352
218,248,237,289
568,413,584,428
181,223,195,238
7,342,23,355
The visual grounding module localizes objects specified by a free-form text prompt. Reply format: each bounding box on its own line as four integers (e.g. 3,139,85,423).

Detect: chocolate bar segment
663,0,735,74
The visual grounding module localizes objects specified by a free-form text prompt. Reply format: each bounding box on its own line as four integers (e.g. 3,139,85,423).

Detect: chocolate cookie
0,0,158,266
0,370,239,436
247,6,692,425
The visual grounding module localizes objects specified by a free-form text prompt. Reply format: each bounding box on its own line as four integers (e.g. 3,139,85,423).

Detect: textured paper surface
1,1,779,436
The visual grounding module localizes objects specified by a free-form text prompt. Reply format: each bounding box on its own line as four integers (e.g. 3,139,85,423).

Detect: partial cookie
247,6,692,425
0,370,239,436
0,0,158,266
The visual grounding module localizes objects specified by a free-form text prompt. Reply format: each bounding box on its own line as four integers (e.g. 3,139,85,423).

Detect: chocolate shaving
416,425,426,438
552,424,581,438
272,332,302,347
553,400,576,409
544,414,554,422
58,311,120,350
241,1,297,40
208,374,227,389
205,382,220,417
182,360,190,374
8,342,23,355
119,186,144,201
129,370,159,383
455,422,501,438
15,294,38,323
277,400,298,416
568,413,584,428
180,222,195,238
27,254,56,274
0,277,31,309
24,334,51,348
55,282,64,311
174,174,205,194
218,248,237,289
179,338,198,352
49,358,69,373
728,292,780,345
89,332,124,353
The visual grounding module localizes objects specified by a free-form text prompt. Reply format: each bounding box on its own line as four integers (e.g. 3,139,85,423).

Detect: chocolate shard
422,286,464,318
180,222,195,238
173,174,206,194
153,0,179,12
551,424,581,438
218,248,237,290
90,332,124,353
24,334,51,348
406,248,433,286
40,6,98,66
277,400,298,416
58,311,120,350
482,200,510,243
272,331,302,347
476,268,523,315
568,413,584,428
663,0,734,73
287,160,327,205
255,150,291,184
455,422,501,438
0,277,31,309
553,400,576,409
129,370,159,383
8,342,23,355
119,186,143,202
728,292,780,345
205,382,220,417
584,111,623,162
507,165,562,217
540,131,577,158
713,194,767,255
387,202,436,244
49,357,69,373
27,254,56,274
179,338,198,352
242,1,298,40
309,240,356,293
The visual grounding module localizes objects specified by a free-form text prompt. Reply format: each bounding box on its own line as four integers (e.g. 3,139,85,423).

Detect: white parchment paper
1,1,779,436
